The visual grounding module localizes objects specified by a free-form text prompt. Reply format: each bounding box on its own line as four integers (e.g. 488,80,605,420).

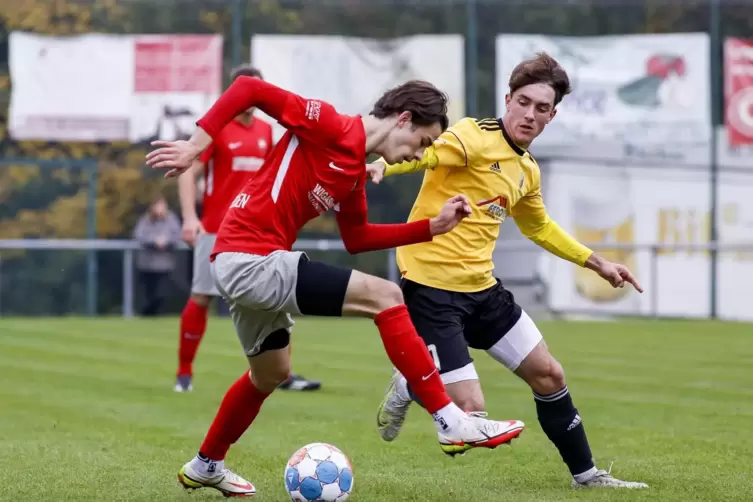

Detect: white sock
432,402,467,433
395,375,411,402
573,467,599,483
190,453,224,478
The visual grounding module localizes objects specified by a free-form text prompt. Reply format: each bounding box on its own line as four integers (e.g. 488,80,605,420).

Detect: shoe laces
465,411,504,435
595,460,615,479
467,411,488,418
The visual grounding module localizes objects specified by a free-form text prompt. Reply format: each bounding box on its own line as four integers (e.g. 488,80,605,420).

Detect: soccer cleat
178,462,256,497
438,412,525,457
376,370,412,442
174,374,193,393
572,468,649,489
278,373,321,391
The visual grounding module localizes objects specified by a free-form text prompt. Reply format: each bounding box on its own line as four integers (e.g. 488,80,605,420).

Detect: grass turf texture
1,317,752,501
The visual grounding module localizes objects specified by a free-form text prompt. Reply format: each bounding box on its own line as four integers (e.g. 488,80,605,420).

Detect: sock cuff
533,386,569,403
374,304,409,327
240,372,273,400
187,298,209,313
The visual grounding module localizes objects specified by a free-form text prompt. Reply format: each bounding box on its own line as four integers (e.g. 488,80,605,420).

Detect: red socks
374,305,451,414
199,372,271,460
178,299,208,376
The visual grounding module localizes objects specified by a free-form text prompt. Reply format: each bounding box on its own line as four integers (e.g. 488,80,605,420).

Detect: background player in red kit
175,65,320,393
147,76,525,498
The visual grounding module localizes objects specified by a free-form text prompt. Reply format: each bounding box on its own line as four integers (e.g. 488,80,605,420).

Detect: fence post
86,161,98,316
709,0,721,320
465,0,478,117
123,249,134,319
387,249,399,283
650,245,659,316
231,0,243,67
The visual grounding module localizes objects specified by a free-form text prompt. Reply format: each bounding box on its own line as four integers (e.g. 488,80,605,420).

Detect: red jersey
199,118,273,234
195,77,433,258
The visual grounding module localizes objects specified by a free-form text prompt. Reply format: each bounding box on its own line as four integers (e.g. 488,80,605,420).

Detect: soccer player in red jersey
175,65,320,393
146,76,525,497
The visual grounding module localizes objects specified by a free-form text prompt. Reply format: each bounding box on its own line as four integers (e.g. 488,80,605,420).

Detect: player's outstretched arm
147,78,348,178
512,192,643,293
335,184,471,254
149,78,288,167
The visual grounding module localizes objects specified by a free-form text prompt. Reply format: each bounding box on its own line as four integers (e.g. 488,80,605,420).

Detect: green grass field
1,317,752,501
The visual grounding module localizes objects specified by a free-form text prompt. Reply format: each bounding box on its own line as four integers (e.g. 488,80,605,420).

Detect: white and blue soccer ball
284,442,354,501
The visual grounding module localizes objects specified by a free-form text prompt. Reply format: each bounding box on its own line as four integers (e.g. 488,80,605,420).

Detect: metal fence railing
1,239,751,321
0,238,399,318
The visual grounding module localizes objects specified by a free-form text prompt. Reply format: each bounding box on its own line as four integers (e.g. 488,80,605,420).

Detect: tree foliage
0,0,748,314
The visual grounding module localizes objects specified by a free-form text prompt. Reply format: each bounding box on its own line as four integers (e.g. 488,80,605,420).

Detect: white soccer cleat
572,467,648,489
438,411,525,457
178,461,256,497
376,370,412,442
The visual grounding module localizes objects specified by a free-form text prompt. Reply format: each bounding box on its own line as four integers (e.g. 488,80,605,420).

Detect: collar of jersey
498,118,526,157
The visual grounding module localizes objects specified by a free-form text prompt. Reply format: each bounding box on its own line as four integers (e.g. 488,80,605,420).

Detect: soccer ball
284,442,354,501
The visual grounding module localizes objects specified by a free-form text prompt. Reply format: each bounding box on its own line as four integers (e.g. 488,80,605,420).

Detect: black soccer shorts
401,277,530,382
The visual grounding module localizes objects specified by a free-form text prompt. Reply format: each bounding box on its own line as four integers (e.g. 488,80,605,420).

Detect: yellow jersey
382,117,593,293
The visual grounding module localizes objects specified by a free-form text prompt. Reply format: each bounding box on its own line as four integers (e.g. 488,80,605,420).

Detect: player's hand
182,217,205,247
587,254,644,293
429,195,472,236
366,162,386,184
146,140,202,178
155,236,168,249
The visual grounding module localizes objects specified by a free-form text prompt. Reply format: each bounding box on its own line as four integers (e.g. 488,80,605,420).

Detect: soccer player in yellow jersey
372,53,648,489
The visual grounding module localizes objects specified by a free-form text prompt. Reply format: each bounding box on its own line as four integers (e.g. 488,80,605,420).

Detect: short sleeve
433,117,486,169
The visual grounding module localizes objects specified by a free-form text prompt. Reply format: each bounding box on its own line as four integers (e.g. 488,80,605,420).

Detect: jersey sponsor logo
477,195,508,222
230,192,251,209
232,156,264,172
308,183,335,213
228,141,243,150
305,100,321,122
489,161,501,173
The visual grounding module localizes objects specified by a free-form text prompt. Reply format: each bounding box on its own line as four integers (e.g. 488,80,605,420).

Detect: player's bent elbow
341,237,367,255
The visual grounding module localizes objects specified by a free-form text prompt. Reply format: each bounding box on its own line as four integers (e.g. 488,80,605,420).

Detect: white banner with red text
251,35,465,142
496,33,711,165
538,161,753,320
9,32,223,143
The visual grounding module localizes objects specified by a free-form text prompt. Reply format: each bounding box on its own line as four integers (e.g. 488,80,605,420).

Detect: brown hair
509,52,571,106
370,80,450,131
230,65,263,81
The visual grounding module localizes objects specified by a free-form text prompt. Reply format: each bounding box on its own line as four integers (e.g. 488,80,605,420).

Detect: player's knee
190,294,212,308
248,362,291,392
375,280,404,311
531,357,566,395
343,273,404,318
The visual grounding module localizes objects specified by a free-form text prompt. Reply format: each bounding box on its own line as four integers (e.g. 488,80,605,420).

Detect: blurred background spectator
133,195,181,316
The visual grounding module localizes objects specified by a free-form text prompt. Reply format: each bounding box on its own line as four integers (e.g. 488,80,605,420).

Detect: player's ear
505,93,512,110
396,110,412,128
549,108,557,122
